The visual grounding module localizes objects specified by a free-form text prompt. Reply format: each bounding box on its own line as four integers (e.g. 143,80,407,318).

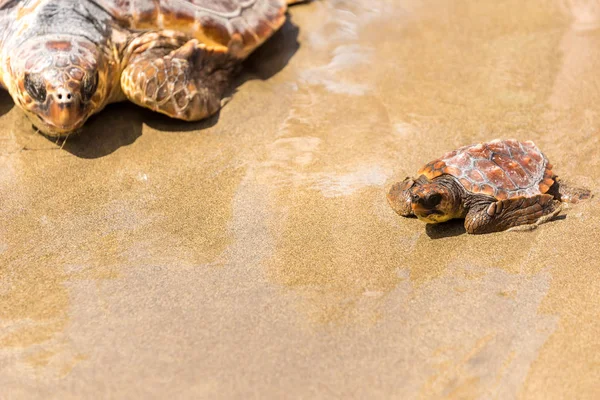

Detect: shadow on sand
60,17,301,159
0,90,14,118
425,214,567,239
425,220,467,239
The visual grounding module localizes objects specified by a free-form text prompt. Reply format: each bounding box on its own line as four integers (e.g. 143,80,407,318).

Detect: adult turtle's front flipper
120,33,239,121
465,195,561,234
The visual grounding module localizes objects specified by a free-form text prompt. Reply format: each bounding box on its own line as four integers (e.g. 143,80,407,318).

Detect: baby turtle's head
388,175,462,224
9,36,110,136
387,177,417,217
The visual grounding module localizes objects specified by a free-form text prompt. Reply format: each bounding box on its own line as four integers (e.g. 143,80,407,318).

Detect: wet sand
1,0,600,398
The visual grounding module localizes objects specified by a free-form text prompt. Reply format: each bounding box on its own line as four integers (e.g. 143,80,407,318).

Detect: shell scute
418,139,552,200
504,140,523,155
488,166,517,190
230,19,259,50
467,144,492,159
449,152,473,169
458,177,474,192
55,55,69,68
479,184,496,196
433,160,445,170
528,149,543,164
491,153,514,170
101,0,288,58
443,165,462,177
518,156,538,176
472,159,497,175
198,14,232,45
466,168,485,183
496,189,509,200
417,160,445,179
504,163,531,187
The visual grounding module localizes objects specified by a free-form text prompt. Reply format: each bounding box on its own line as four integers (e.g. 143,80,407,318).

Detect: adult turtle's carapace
0,0,304,137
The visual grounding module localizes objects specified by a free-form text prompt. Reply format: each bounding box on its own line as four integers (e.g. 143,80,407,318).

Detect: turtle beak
411,194,451,223
411,203,443,223
33,90,87,136
47,90,84,127
411,203,434,216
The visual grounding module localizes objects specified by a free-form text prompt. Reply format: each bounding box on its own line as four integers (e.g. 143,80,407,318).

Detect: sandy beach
1,0,600,398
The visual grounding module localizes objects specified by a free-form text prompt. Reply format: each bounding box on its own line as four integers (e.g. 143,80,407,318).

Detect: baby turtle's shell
418,139,555,200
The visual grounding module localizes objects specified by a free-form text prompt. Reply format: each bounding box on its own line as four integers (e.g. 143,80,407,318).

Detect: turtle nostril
56,91,74,102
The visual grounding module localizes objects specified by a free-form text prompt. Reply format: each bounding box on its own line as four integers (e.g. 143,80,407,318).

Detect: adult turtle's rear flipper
120,35,239,121
464,194,561,234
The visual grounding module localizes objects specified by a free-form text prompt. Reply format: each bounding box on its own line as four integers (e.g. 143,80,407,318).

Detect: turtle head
387,177,417,217
388,175,462,223
10,37,110,137
410,177,463,224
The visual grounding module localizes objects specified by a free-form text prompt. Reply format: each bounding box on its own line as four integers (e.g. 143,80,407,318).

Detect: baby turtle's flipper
121,32,239,121
464,194,561,234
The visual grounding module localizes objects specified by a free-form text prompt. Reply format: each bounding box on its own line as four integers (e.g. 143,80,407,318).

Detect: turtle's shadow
241,16,301,82
425,220,467,239
425,215,567,238
0,90,14,117
62,16,301,155
62,102,143,158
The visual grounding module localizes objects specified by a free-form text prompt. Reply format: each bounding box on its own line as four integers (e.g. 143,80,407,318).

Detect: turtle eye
81,71,98,102
24,73,47,102
424,193,442,208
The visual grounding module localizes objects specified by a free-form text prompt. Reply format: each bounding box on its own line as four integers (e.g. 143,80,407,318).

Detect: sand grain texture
1,0,600,399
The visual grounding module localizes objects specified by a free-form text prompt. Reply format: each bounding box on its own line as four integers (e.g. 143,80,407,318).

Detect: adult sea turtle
387,139,591,234
0,0,303,137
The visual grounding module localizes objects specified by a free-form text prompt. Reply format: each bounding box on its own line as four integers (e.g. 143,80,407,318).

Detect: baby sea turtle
387,139,591,234
0,0,303,137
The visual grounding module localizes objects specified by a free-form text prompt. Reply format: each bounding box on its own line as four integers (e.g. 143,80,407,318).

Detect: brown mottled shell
418,139,555,200
99,0,288,58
